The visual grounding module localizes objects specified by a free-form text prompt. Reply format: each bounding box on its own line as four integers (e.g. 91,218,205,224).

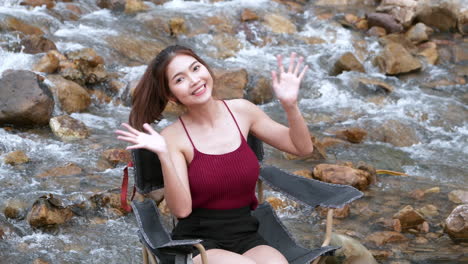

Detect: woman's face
166,54,213,106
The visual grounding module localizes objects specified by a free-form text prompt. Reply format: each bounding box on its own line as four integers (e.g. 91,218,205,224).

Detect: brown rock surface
212,68,248,100
47,75,91,113
248,77,273,104
393,205,425,230
418,42,439,65
1,17,44,36
448,190,468,204
3,150,29,165
313,164,372,190
20,0,55,9
102,149,132,166
27,194,74,227
263,13,297,34
33,51,60,73
368,119,420,147
376,43,422,75
445,204,468,243
366,12,403,33
36,163,83,178
333,127,367,143
366,231,407,246
49,115,90,141
241,9,258,22
330,52,365,76
20,35,57,54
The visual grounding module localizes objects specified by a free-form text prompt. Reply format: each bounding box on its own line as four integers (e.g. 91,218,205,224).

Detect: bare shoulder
160,120,184,145
224,98,259,114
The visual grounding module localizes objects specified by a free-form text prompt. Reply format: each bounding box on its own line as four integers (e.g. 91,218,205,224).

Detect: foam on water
70,112,119,130
81,9,117,22
54,23,119,43
0,50,35,75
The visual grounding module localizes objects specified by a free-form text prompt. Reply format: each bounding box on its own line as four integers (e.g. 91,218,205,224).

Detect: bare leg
193,249,256,264
243,245,288,264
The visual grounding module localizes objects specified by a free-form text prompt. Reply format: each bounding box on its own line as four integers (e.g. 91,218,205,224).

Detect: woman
116,45,313,264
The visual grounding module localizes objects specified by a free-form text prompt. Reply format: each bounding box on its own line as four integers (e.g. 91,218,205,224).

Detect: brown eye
193,65,200,71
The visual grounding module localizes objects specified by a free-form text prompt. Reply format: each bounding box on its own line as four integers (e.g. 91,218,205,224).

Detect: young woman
116,45,313,264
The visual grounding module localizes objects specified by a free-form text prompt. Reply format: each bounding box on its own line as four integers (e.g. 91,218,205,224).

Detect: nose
188,73,200,86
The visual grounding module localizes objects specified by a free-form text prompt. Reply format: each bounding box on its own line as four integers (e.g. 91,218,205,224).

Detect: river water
0,0,467,263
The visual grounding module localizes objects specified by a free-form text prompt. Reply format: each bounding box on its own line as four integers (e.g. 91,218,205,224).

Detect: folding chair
123,135,363,264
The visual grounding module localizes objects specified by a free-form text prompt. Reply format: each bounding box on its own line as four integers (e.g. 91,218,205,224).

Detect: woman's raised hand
271,52,308,107
115,123,168,154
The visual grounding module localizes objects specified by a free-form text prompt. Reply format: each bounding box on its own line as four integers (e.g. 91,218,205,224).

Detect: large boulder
27,194,74,228
46,75,91,113
445,204,468,243
405,23,433,44
33,51,60,73
376,0,418,27
62,48,108,85
212,68,248,100
20,0,55,9
0,70,54,126
20,35,57,54
3,150,29,165
368,119,420,147
330,52,365,76
375,43,422,75
415,0,459,32
97,0,126,11
366,12,404,33
313,164,373,190
263,13,297,34
49,115,90,141
0,17,44,36
35,163,83,178
393,205,425,231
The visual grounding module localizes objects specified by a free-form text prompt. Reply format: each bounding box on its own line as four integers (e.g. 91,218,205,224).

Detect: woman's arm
116,123,192,218
247,52,313,156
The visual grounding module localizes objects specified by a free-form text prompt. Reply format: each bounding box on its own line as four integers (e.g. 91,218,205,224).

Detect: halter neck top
179,100,259,210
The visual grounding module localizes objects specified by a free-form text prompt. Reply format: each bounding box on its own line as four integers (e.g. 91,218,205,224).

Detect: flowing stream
0,0,467,263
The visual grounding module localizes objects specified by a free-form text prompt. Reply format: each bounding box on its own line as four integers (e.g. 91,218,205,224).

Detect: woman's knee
243,245,288,264
193,249,256,264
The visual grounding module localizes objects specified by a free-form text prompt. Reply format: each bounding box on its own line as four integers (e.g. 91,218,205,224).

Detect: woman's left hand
271,52,308,108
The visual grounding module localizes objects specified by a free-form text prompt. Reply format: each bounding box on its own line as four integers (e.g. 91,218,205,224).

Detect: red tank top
179,100,259,210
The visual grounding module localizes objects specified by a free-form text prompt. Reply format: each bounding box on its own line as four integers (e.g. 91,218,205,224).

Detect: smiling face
166,54,214,106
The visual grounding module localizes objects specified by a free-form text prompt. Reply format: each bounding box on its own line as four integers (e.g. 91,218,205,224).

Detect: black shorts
171,206,268,256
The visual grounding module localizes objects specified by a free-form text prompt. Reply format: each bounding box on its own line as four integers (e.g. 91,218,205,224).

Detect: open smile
192,84,207,96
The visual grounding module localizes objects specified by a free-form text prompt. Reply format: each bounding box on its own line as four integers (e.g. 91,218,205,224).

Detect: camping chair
122,135,363,264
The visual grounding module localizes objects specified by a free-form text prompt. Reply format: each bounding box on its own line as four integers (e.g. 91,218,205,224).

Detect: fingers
115,129,134,138
143,123,157,135
294,56,304,75
117,135,139,145
126,144,144,150
287,52,296,73
121,123,140,134
271,70,278,87
276,54,284,73
298,65,309,80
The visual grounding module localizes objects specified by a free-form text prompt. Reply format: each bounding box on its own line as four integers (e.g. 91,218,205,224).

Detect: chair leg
194,243,208,264
147,248,158,264
142,246,149,264
311,209,335,264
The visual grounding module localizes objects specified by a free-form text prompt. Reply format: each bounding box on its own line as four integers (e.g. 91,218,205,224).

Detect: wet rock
414,236,429,244
445,204,468,243
4,199,28,220
357,78,395,94
416,1,458,32
169,17,187,36
405,23,433,44
32,258,50,264
241,8,258,22
458,10,468,35
0,70,54,126
209,34,243,59
20,35,57,54
3,150,29,165
158,199,171,216
36,163,83,178
125,0,148,14
366,12,403,33
318,204,350,219
263,13,297,34
376,43,422,75
89,188,127,214
62,48,107,85
49,115,90,141
356,19,369,30
248,77,274,105
314,0,378,5
313,164,372,190
366,231,407,246
418,41,439,65
448,190,468,204
300,36,326,45
101,149,131,167
1,17,44,36
410,189,425,200
418,204,439,218
106,35,167,65
370,249,393,262
20,0,55,9
454,44,468,63
333,127,367,144
97,0,126,11
266,196,297,212
212,68,248,100
27,194,74,228
331,233,378,264
33,51,60,73
376,0,418,27
393,205,425,231
207,16,236,35
330,52,365,76
163,101,186,116
368,119,420,147
368,26,387,37
320,137,349,149
47,75,91,113
283,136,327,161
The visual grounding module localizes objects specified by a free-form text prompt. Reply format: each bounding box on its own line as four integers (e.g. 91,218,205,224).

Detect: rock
4,199,28,220
418,42,439,65
315,0,378,5
27,194,74,228
318,204,350,219
20,0,55,9
393,205,425,231
458,10,468,35
331,233,378,264
248,77,273,104
206,16,236,35
376,43,422,75
209,34,242,59
106,35,167,65
36,163,83,178
370,249,393,261
97,0,126,11
292,169,313,179
369,119,420,147
124,0,148,14
357,78,395,93
0,70,54,126
448,190,468,204
32,259,49,264
366,12,403,33
241,9,258,22
3,150,29,165
416,2,458,32
313,164,372,190
266,196,297,212
414,236,429,244
405,23,433,44
454,44,468,63
62,48,107,85
330,52,365,76
368,26,387,37
356,19,369,30
33,51,60,73
283,136,327,161
333,127,367,144
90,188,127,214
101,149,131,166
366,231,407,246
1,17,44,36
49,115,90,141
445,204,468,243
163,101,186,116
410,189,425,200
376,0,418,27
320,137,349,149
212,68,248,100
263,13,297,34
20,35,57,54
169,17,187,36
158,199,171,216
418,204,439,218
47,75,91,113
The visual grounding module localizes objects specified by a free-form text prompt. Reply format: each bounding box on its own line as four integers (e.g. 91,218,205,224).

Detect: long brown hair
129,45,214,131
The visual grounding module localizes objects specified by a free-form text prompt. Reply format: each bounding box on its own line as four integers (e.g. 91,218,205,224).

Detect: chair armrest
260,165,363,209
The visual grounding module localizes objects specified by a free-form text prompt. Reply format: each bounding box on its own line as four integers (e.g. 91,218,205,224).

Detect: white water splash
0,50,35,75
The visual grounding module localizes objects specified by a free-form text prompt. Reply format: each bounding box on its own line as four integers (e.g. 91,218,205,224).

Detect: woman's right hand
115,123,168,154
